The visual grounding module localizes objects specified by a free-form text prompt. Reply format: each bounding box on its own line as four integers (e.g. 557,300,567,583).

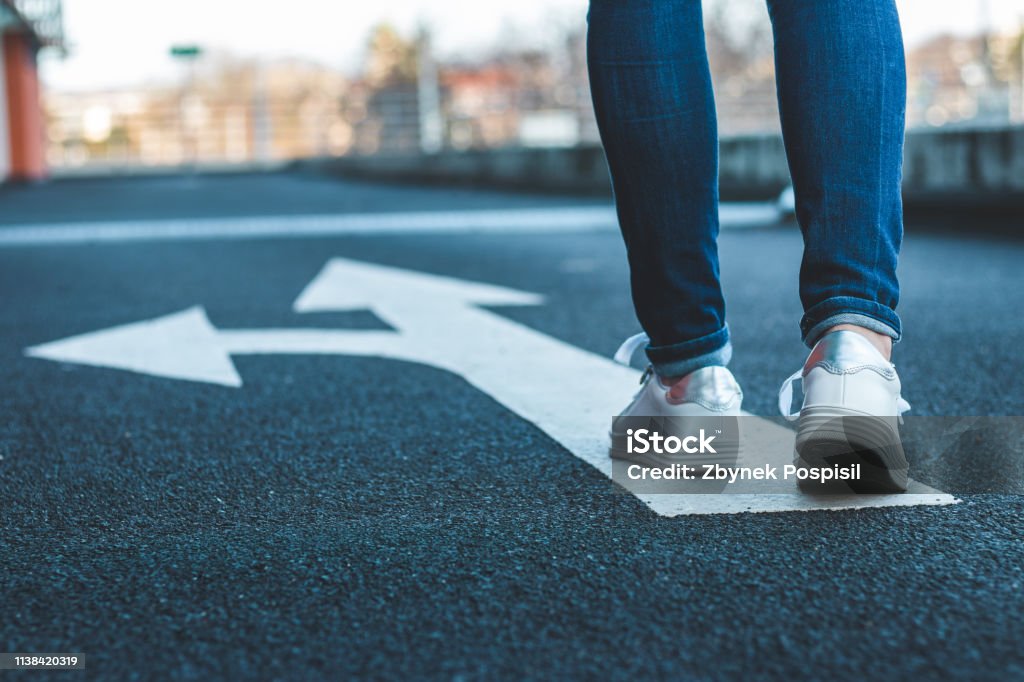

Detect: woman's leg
766,0,907,350
587,0,730,378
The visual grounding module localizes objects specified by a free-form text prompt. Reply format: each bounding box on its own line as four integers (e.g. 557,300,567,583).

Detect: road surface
1,172,1021,680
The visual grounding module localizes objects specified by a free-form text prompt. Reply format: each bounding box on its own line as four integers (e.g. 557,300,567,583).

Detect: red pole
3,31,47,181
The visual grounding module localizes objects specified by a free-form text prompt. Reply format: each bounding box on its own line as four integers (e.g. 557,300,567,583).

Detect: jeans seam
873,0,886,309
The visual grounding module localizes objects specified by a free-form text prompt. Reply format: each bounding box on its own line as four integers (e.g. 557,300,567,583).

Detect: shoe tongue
806,330,886,372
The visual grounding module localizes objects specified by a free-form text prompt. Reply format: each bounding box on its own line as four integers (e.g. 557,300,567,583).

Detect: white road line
0,203,779,247
625,415,953,515
25,257,956,516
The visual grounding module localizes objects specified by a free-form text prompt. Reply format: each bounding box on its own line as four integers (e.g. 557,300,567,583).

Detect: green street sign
170,45,202,58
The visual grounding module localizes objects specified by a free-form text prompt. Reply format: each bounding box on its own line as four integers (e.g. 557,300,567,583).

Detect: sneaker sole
794,407,908,493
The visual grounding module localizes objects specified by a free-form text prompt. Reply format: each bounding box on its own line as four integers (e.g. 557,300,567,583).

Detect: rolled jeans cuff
801,297,901,348
645,325,732,377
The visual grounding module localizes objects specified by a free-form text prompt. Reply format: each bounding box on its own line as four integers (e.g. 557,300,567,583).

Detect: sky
39,0,1024,92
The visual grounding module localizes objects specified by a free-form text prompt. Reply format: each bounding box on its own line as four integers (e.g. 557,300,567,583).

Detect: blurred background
1,0,1022,181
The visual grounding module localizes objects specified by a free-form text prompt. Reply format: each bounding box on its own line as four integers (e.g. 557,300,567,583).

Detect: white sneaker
610,333,743,467
778,330,911,492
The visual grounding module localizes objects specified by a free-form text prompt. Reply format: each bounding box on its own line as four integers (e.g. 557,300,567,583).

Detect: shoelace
614,332,653,384
777,368,912,421
613,332,649,366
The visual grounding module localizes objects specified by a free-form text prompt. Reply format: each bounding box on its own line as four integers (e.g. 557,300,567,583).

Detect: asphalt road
1,172,1022,680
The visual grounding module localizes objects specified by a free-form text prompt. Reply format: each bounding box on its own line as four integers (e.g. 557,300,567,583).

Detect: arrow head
294,258,544,313
25,306,243,387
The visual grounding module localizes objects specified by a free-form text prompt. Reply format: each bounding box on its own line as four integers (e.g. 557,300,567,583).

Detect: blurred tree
704,0,773,82
365,24,419,87
703,0,779,133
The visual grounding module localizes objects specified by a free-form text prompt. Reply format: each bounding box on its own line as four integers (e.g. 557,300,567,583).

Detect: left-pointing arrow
25,306,245,387
25,306,415,388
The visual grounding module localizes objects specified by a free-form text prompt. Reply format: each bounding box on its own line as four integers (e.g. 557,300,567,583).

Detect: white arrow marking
25,258,955,516
27,307,243,387
24,306,409,389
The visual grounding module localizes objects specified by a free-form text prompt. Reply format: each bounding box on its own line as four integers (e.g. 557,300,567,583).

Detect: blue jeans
587,0,906,377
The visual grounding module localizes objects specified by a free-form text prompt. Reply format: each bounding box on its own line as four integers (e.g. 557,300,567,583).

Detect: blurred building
346,25,588,154
1,0,62,182
907,30,1024,128
36,16,1024,173
45,57,351,168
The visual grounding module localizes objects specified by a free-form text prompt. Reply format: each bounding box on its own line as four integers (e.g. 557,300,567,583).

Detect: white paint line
0,203,779,248
24,257,955,516
622,415,952,515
